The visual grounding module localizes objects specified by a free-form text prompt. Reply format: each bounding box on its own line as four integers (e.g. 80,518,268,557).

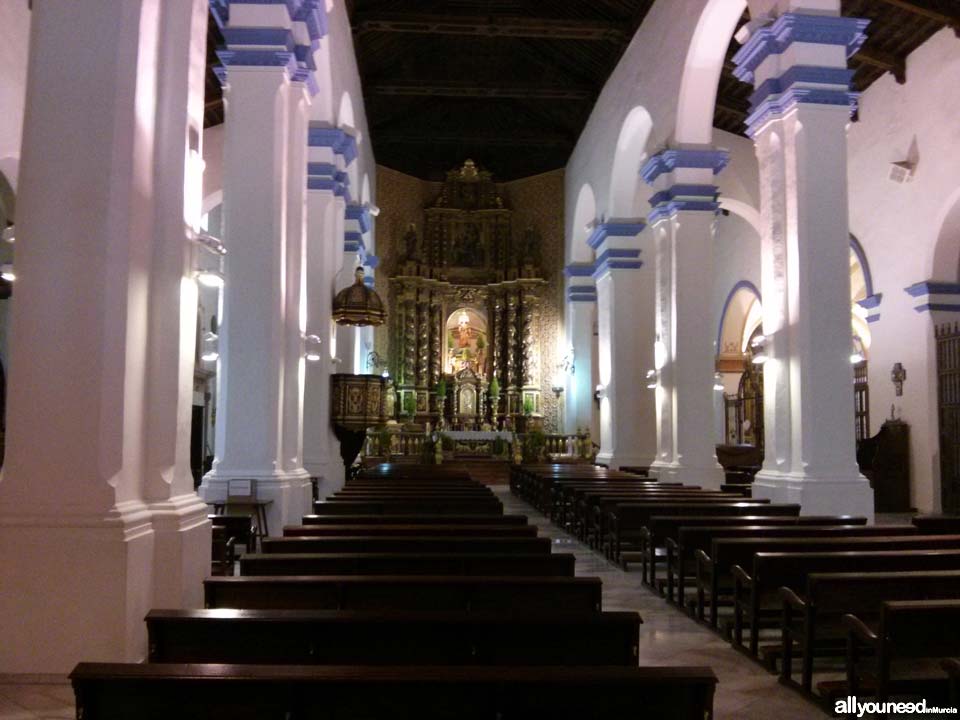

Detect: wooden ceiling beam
873,0,960,35
375,132,572,148
716,102,748,120
854,47,907,83
353,13,627,42
369,81,594,101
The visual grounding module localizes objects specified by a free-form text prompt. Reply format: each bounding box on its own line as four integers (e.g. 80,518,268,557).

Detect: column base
752,470,875,522
595,451,656,472
148,493,211,609
0,501,155,673
666,462,725,490
650,461,725,489
199,469,313,535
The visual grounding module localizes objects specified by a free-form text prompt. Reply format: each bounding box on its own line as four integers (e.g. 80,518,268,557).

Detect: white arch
569,183,597,264
930,187,960,281
608,107,653,219
675,0,747,145
719,197,762,236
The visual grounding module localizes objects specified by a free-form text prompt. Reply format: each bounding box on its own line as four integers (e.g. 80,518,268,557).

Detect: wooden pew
557,486,713,532
582,493,762,547
633,514,866,598
146,608,642,666
70,663,718,720
260,535,552,555
844,599,960,703
210,526,235,577
595,495,771,558
282,524,540,538
607,502,799,579
311,499,504,515
732,544,960,658
696,532,951,629
779,570,960,693
912,515,960,534
239,552,577,577
300,513,528,526
551,481,682,524
204,576,603,612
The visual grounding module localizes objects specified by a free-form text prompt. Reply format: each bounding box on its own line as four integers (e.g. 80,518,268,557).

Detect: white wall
700,29,960,512
845,28,960,512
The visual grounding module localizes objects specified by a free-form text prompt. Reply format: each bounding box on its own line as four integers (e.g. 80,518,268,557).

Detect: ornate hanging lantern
332,266,386,327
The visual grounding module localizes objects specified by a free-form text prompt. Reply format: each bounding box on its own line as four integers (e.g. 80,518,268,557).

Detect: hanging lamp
332,266,386,327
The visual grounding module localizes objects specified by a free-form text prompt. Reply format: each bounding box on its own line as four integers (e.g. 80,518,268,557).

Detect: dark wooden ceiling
205,0,959,181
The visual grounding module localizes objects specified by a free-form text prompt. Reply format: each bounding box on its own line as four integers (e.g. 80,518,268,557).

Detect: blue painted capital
732,13,869,84
567,286,598,303
647,184,721,224
586,221,646,250
640,149,729,186
905,281,960,314
346,203,372,234
210,0,327,93
564,262,595,278
308,126,359,166
307,162,350,198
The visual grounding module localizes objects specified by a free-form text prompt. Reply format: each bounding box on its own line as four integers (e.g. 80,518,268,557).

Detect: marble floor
0,486,834,719
491,486,832,720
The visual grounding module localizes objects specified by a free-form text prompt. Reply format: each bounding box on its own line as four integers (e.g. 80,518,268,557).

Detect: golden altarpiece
387,161,547,429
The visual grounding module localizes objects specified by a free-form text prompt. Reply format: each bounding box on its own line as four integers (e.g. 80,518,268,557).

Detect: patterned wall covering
374,165,565,430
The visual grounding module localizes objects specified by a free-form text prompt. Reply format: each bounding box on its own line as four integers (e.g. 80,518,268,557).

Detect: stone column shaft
734,8,874,517
591,223,657,470
0,0,209,673
642,149,729,488
564,266,597,434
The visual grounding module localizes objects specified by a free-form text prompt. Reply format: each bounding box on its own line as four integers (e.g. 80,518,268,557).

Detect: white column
734,8,874,517
591,223,657,470
143,0,212,611
642,150,729,489
303,192,341,493
303,128,354,495
651,218,678,478
0,0,208,673
564,264,596,435
279,80,312,506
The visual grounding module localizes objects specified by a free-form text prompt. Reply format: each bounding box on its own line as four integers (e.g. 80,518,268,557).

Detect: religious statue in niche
446,308,488,378
520,226,542,267
398,223,421,264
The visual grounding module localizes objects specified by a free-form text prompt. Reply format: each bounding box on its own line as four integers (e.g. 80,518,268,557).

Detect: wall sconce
2,225,14,244
891,362,907,397
594,383,605,408
654,337,667,370
200,331,219,362
713,372,725,391
304,334,323,362
646,369,657,390
0,263,15,282
750,334,768,364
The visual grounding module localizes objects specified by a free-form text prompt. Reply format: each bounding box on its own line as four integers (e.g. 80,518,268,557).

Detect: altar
380,160,550,431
